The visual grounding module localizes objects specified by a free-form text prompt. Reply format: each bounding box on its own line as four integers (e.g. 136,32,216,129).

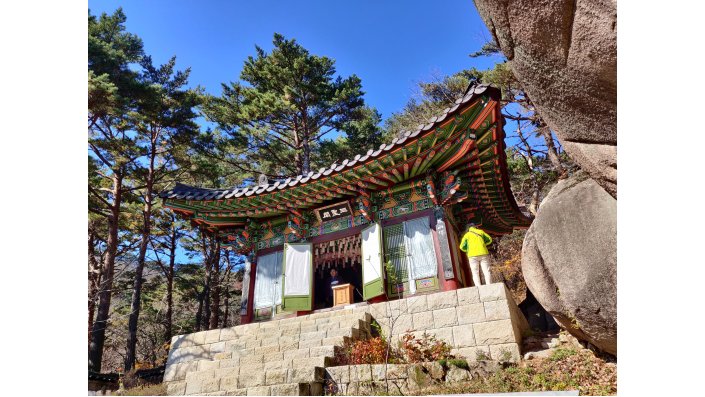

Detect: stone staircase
163,309,373,396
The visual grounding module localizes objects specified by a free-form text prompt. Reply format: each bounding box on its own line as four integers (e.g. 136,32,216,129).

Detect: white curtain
283,243,312,296
403,216,438,281
253,251,283,309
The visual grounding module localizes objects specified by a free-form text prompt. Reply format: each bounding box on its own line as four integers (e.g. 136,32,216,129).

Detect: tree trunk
528,172,540,216
195,289,204,332
124,135,157,372
516,124,541,216
88,223,102,346
88,171,123,372
539,126,565,177
222,293,229,328
301,139,311,175
164,215,177,344
292,128,303,176
201,232,213,330
222,253,232,328
203,270,212,330
209,242,221,330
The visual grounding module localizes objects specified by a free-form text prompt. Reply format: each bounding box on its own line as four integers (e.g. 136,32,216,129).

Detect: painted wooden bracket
355,192,373,223
285,207,307,240
439,171,462,206
425,173,439,206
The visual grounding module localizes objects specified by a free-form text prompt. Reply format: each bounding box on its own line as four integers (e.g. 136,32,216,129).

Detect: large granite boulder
521,172,616,355
473,0,617,197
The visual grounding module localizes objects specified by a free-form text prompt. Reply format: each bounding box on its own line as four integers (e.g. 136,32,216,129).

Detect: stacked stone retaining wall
325,361,501,395
357,283,529,362
162,282,528,395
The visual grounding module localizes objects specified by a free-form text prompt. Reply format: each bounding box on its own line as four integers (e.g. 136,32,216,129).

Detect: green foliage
475,350,491,361
384,261,399,286
88,7,145,112
505,149,571,206
499,348,514,362
437,358,469,370
550,348,578,362
469,39,502,58
88,8,240,372
384,69,483,139
202,33,382,177
369,319,385,340
316,106,386,168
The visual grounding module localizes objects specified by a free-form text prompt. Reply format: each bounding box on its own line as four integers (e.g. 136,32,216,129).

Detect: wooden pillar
433,207,459,291
448,223,471,287
240,253,256,324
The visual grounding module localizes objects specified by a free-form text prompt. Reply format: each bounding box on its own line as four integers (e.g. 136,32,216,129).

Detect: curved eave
440,100,532,233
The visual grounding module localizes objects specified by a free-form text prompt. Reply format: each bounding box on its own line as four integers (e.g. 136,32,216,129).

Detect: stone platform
163,282,528,395
357,282,530,363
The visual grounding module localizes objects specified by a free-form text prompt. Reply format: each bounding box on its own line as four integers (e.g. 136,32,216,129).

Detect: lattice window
383,223,408,282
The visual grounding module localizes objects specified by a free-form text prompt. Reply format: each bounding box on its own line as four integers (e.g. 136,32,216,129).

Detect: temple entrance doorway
312,234,363,310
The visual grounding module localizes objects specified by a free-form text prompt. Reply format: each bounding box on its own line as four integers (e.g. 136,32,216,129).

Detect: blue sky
88,0,503,121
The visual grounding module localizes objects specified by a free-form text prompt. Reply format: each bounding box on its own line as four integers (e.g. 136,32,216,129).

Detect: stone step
166,307,373,395
215,326,366,356
170,311,371,352
166,330,364,368
194,382,323,396
210,316,370,345
215,334,360,359
168,366,326,395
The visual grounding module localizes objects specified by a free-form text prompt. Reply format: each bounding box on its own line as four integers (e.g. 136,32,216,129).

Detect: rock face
521,172,616,355
445,366,471,383
472,0,617,197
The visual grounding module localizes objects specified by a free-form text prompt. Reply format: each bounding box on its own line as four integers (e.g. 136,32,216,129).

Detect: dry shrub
335,333,454,365
116,383,166,396
335,337,394,365
413,348,617,396
398,332,454,363
491,229,527,303
120,370,140,390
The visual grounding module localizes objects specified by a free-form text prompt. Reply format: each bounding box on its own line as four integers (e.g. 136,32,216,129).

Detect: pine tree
123,55,200,372
202,33,380,177
88,8,145,372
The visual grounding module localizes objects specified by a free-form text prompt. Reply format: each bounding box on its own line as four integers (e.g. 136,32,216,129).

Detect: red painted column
431,225,459,292
240,260,257,324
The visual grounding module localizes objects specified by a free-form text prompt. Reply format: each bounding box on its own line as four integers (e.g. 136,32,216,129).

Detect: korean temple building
160,83,532,324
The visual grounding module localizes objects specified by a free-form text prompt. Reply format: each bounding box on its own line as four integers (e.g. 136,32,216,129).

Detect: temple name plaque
315,201,353,223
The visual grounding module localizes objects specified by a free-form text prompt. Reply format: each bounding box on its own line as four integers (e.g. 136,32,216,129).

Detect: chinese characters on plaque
315,201,353,223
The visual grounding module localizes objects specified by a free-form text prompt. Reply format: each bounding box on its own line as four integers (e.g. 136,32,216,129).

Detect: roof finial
258,174,268,186
463,77,482,97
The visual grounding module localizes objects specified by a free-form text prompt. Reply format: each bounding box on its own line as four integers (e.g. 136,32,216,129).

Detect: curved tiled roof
161,82,532,235
160,83,493,201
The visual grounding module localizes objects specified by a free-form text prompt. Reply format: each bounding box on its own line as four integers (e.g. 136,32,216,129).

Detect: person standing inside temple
328,268,343,307
459,222,493,286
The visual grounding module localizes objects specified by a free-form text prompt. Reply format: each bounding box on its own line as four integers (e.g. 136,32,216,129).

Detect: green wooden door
281,242,313,311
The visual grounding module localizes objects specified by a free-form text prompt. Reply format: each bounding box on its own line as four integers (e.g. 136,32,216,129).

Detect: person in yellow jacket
459,223,493,286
